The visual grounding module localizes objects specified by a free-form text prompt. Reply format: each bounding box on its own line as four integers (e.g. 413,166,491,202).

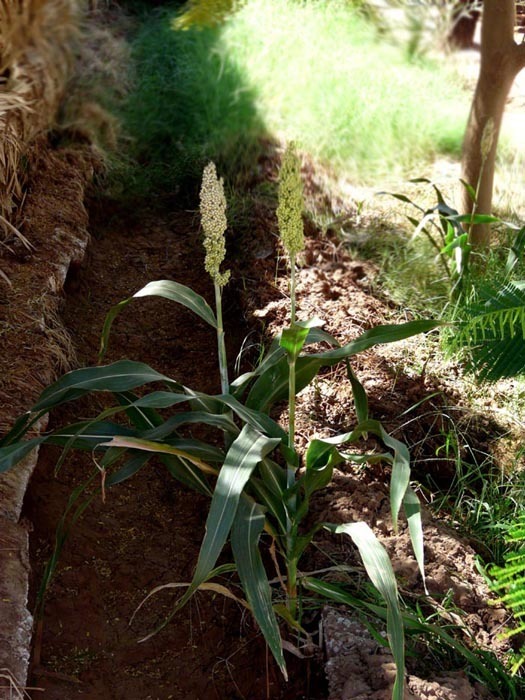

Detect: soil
2,12,525,700
0,145,516,700
20,195,330,700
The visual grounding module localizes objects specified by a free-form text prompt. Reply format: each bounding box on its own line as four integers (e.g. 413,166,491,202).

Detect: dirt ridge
0,142,94,691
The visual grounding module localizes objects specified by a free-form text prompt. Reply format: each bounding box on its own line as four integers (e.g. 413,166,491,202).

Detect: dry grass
0,668,34,699
0,0,80,240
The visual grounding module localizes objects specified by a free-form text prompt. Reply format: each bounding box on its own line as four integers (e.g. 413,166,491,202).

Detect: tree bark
460,0,525,247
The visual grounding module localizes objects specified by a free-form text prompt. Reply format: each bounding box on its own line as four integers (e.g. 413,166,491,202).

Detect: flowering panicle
277,143,304,257
200,162,230,287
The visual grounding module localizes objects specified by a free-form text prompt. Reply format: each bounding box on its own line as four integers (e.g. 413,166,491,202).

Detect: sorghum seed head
277,142,304,258
200,162,230,287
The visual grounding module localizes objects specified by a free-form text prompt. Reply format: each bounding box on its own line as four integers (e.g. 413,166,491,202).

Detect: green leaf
257,457,287,496
164,438,224,463
378,191,419,207
216,394,287,440
142,411,239,441
100,280,217,358
302,577,515,699
133,280,217,326
293,446,335,524
115,391,165,431
0,411,45,447
347,364,368,423
161,454,213,496
280,318,324,361
231,496,286,678
441,233,469,256
460,178,477,204
280,324,310,360
248,475,288,533
403,486,426,592
33,361,179,412
505,227,525,278
431,183,447,207
0,437,44,473
307,320,441,363
305,440,340,472
191,426,280,590
376,425,410,535
300,455,335,496
451,282,525,381
123,391,191,410
329,522,405,700
106,452,150,486
448,213,499,225
100,435,218,473
246,356,322,412
152,426,280,630
313,420,412,534
47,421,136,451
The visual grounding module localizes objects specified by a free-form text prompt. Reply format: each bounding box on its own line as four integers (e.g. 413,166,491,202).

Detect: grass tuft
115,0,469,200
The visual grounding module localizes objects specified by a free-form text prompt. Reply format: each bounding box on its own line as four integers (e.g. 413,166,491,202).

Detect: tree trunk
448,1,481,49
460,0,525,247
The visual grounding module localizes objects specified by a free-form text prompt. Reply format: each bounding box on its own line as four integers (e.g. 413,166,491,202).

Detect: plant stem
287,556,298,619
215,282,229,395
290,256,296,326
286,255,298,616
287,254,296,482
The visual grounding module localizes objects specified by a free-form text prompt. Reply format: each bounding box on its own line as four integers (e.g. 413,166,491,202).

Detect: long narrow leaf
231,325,338,398
100,436,218,475
312,420,412,534
33,361,180,412
0,437,44,473
217,393,287,440
376,425,410,535
231,496,286,678
308,320,441,363
302,576,515,699
0,409,48,447
100,280,217,358
246,356,322,411
330,522,404,700
161,454,213,496
142,411,239,441
115,391,163,431
105,452,151,486
280,318,323,361
190,426,280,593
403,487,426,592
141,426,280,638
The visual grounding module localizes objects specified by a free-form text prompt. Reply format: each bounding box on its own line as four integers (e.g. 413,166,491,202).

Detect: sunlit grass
116,0,470,198
223,0,469,181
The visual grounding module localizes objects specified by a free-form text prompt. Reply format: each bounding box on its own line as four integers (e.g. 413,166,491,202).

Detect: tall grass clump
117,0,469,199
117,6,267,199
222,0,468,181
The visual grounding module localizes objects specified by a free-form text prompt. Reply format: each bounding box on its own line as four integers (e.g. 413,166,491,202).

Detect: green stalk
214,281,229,395
287,254,297,617
286,556,298,618
277,143,304,621
290,256,297,327
287,254,296,478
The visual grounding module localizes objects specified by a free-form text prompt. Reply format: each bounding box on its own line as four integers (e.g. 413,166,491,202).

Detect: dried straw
0,0,80,239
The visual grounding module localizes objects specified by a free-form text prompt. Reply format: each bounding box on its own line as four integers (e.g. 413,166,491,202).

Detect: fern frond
450,281,525,381
490,513,525,673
